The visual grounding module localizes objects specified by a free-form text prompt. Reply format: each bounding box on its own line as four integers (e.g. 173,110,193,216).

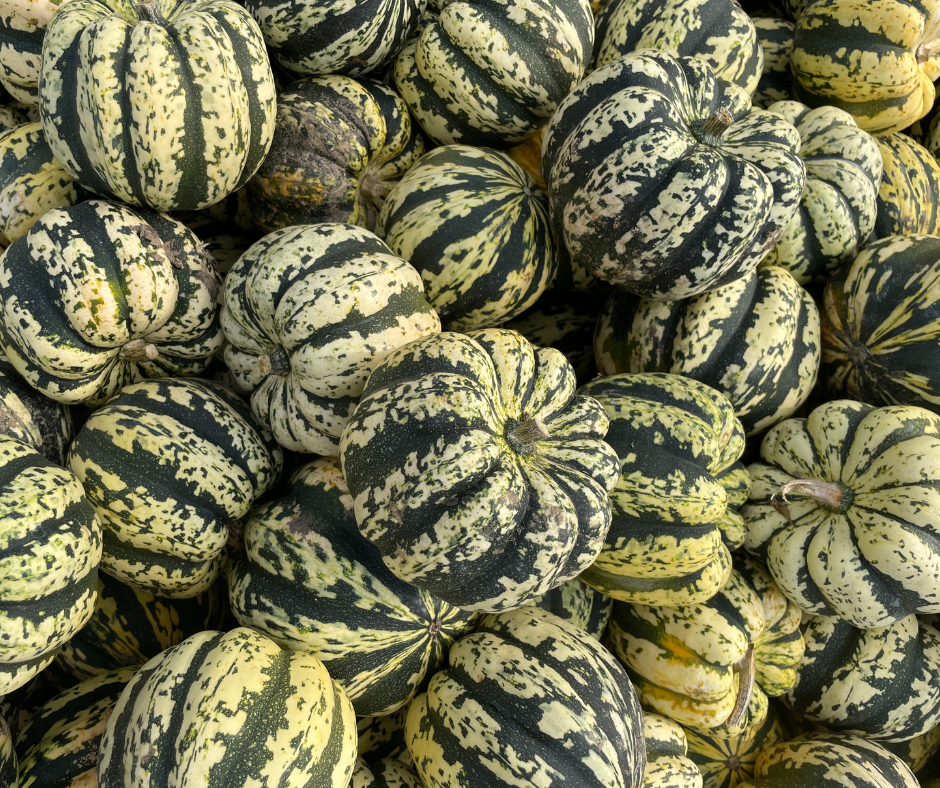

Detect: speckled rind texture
821,234,940,414
595,265,820,437
593,0,763,95
339,328,621,613
67,378,284,599
377,144,558,331
542,50,805,301
228,456,479,717
96,628,358,788
405,606,646,788
39,0,277,211
0,199,224,407
221,222,440,456
743,399,940,629
0,0,63,105
351,756,424,788
751,17,794,109
870,133,940,242
357,709,409,766
0,716,13,788
527,577,613,641
642,713,703,788
0,433,102,697
790,0,940,135
577,373,748,607
392,0,594,148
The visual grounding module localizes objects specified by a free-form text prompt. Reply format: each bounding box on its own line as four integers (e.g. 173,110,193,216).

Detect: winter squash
0,433,101,696
528,577,613,641
405,606,646,788
743,399,940,629
228,456,479,716
642,713,703,788
39,0,276,211
821,234,940,413
870,133,940,241
0,0,63,105
377,145,558,331
543,50,805,300
67,378,283,599
751,18,794,109
0,199,224,406
392,0,594,148
96,627,358,788
357,709,409,765
248,76,424,234
577,373,749,607
173,185,261,276
594,0,763,95
339,328,621,612
594,265,821,436
0,717,12,788
221,222,440,456
790,0,940,134
352,757,424,788
761,101,882,285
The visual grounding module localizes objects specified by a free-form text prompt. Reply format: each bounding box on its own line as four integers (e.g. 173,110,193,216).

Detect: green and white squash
228,456,479,717
751,18,794,109
594,265,820,437
97,627,358,788
406,606,646,788
221,222,440,456
392,0,594,147
576,373,749,606
870,133,940,241
743,399,940,629
543,50,805,300
0,199,224,406
248,76,425,234
883,725,940,777
39,0,276,211
0,433,101,697
593,0,763,95
528,577,613,641
0,353,72,466
642,713,703,788
0,0,63,105
352,757,423,788
821,234,940,413
377,145,558,331
0,99,33,132
761,101,882,285
357,709,409,766
172,185,261,276
339,328,621,613
0,716,12,788
67,378,283,599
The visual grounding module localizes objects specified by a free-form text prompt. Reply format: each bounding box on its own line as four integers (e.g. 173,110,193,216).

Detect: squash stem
770,478,852,520
136,1,170,25
120,338,159,362
701,108,734,139
726,646,755,731
507,417,551,455
918,38,940,63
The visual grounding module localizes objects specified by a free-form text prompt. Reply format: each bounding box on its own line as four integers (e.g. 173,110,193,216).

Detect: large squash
339,328,621,613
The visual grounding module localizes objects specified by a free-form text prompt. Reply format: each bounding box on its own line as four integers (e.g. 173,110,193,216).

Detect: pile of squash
2,0,940,785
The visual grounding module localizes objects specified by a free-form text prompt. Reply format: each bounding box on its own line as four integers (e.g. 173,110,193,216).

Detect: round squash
406,606,646,788
543,49,805,300
870,133,940,242
221,222,440,456
248,76,424,235
377,145,558,331
643,713,703,788
96,627,358,788
339,328,621,613
0,199,224,406
577,373,750,607
594,265,820,436
67,378,283,599
0,0,62,105
392,0,594,148
39,0,276,211
743,399,940,629
528,577,613,641
751,18,795,109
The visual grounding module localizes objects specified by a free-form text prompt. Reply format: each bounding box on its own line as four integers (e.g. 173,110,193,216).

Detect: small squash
642,714,703,788
751,18,795,109
870,133,940,241
0,0,63,105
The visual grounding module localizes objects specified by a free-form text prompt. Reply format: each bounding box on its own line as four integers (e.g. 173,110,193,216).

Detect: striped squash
594,0,763,95
642,714,703,788
594,266,820,437
55,571,227,685
576,374,749,607
357,709,409,766
0,433,101,697
0,716,11,788
543,50,805,300
228,456,479,717
352,757,423,788
339,328,621,613
377,145,558,331
738,734,919,788
67,378,283,599
870,133,940,241
786,614,940,743
0,0,63,105
0,100,33,132
97,628,358,788
608,554,804,738
39,0,276,211
244,0,423,77
13,667,135,788
221,222,440,456
743,400,940,629
248,76,425,235
762,101,882,285
406,606,646,788
0,199,224,406
172,185,261,276
751,18,794,109
528,577,612,641
883,726,940,777
821,234,940,412
790,0,940,134
392,0,594,148
0,121,83,247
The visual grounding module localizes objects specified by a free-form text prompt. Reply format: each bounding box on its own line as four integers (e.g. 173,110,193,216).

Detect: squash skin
870,133,940,242
0,0,63,105
642,713,703,788
751,17,794,109
0,717,12,788
528,577,613,641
